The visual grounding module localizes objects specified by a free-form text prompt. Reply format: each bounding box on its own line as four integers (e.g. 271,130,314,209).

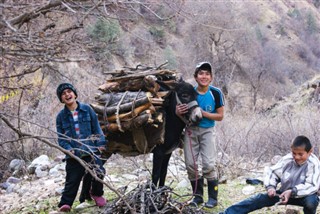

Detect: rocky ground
0,150,314,214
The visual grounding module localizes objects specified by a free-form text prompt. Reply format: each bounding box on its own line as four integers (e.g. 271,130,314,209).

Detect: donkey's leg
152,146,165,187
158,152,172,187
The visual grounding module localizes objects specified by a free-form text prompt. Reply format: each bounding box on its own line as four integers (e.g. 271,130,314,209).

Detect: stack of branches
91,64,179,157
101,180,209,214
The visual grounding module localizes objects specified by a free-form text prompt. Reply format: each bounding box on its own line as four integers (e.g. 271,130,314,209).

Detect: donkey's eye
181,94,189,98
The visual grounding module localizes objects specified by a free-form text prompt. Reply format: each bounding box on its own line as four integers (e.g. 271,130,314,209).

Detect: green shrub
163,46,177,69
88,19,120,43
306,11,318,34
287,8,301,19
149,26,165,41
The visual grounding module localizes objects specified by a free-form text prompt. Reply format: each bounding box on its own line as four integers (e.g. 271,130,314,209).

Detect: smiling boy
219,135,320,214
176,62,225,208
56,83,107,212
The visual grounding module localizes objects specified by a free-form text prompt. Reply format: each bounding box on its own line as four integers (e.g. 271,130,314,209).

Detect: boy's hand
98,146,106,152
267,188,276,197
176,104,188,116
279,189,292,204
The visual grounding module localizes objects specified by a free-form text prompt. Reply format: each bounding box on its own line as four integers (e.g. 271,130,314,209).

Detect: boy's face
291,146,312,165
61,88,77,105
195,70,212,87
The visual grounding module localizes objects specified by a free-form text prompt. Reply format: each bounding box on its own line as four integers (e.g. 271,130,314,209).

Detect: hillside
0,1,320,213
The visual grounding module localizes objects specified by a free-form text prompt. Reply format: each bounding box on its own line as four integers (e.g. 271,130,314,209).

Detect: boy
56,83,107,212
219,135,320,214
176,61,225,208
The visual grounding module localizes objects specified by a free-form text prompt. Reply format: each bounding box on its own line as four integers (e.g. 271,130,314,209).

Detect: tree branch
0,112,135,213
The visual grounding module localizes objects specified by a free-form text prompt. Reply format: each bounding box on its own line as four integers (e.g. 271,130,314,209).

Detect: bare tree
0,0,185,172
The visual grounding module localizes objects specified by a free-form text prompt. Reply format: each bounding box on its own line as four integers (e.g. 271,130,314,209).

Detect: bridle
175,92,198,126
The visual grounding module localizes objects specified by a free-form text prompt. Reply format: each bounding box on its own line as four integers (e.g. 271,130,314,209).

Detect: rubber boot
190,177,204,206
205,179,218,208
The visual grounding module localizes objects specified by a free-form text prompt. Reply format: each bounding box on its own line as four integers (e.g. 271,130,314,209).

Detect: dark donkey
152,79,202,187
79,80,202,201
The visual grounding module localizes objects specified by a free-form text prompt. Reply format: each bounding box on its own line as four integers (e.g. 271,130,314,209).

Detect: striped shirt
71,110,80,137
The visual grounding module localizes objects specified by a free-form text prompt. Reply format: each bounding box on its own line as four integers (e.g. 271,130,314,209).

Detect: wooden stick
91,97,151,116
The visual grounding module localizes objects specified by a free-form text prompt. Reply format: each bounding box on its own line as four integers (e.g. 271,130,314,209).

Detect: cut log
93,65,180,157
98,82,120,92
102,121,165,156
143,75,160,96
107,69,176,82
156,91,169,98
91,97,151,116
150,98,164,106
95,91,149,105
132,127,148,153
99,70,177,92
106,102,155,122
101,113,153,132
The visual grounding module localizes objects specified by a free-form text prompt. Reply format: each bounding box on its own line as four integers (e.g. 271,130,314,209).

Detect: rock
28,155,51,175
49,167,60,177
9,159,25,177
242,185,256,195
7,176,21,184
35,166,48,178
6,183,16,193
0,182,9,189
176,178,189,188
121,174,138,181
55,187,64,195
74,202,93,211
9,159,25,172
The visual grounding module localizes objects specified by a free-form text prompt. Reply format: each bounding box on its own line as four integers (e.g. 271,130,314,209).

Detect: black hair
291,135,312,152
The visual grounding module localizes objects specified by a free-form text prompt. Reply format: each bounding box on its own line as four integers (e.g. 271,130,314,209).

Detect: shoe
59,204,71,212
189,195,204,207
205,197,218,208
91,195,107,207
206,179,218,208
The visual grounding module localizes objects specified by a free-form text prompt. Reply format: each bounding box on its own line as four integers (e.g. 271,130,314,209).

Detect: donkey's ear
156,80,177,91
178,77,185,83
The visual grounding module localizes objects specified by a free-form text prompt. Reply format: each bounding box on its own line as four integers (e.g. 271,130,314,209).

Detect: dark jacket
56,101,106,158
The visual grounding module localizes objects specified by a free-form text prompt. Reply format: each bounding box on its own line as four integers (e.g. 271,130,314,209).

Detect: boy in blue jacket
56,83,107,212
219,135,320,214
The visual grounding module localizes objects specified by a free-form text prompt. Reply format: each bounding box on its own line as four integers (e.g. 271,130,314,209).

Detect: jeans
224,193,319,214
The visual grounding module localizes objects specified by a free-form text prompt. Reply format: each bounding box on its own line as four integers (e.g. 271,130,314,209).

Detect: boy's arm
56,114,73,151
292,155,320,197
264,154,291,190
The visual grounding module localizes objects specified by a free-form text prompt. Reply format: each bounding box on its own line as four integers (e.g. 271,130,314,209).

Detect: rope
103,93,112,133
116,91,128,132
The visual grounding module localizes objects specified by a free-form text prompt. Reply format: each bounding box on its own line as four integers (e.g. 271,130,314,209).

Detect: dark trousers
58,156,105,207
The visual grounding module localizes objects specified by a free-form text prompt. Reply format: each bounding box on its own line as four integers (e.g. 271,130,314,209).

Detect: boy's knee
304,195,319,211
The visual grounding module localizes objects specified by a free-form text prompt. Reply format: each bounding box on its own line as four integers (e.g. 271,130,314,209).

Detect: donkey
79,80,202,201
152,80,202,187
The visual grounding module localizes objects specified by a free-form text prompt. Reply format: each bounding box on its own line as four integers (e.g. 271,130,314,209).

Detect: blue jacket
56,101,107,158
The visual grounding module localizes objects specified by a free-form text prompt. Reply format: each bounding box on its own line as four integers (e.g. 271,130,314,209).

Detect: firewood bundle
91,65,179,157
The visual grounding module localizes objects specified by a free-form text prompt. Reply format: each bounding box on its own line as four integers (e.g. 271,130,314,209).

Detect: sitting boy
219,135,320,214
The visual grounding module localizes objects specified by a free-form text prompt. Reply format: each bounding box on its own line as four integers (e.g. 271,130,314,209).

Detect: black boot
190,177,204,206
205,179,218,208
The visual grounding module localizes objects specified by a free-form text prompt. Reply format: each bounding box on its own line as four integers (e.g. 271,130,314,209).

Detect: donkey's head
174,81,202,125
